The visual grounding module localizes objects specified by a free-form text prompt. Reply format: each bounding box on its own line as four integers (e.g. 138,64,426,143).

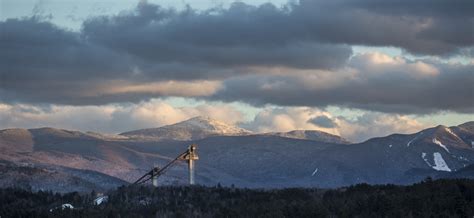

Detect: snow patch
444,127,460,139
94,196,109,205
432,152,451,172
421,152,431,167
432,138,450,153
50,203,74,212
388,144,392,148
62,204,74,210
311,168,319,176
183,116,251,135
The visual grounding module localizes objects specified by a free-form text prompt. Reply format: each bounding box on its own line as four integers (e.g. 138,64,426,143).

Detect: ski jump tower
182,144,199,185
152,166,160,187
133,144,199,186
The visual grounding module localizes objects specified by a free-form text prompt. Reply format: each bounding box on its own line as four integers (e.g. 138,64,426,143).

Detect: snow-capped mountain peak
170,116,253,135
120,116,252,140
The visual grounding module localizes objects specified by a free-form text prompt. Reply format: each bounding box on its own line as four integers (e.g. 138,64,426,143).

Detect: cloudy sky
1,0,473,142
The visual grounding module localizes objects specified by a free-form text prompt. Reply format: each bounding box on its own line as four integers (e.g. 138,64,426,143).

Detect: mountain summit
267,130,350,144
120,116,253,140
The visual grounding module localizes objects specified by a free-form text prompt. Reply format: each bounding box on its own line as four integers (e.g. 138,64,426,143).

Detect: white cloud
0,102,435,142
242,107,427,142
242,107,337,134
336,113,427,142
350,52,440,78
0,100,244,133
122,99,244,128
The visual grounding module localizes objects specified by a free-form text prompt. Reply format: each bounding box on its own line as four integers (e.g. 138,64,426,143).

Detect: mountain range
0,116,473,192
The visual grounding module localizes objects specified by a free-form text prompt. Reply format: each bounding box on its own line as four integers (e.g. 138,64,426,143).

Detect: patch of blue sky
0,0,288,30
416,113,474,127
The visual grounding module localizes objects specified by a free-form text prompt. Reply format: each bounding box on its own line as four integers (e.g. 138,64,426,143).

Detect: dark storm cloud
82,0,473,57
308,115,338,128
293,0,474,55
0,18,140,105
81,2,351,69
0,18,133,81
345,0,474,17
0,0,473,113
210,57,474,114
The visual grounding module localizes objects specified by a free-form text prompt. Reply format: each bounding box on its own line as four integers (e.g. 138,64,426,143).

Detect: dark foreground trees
1,178,473,217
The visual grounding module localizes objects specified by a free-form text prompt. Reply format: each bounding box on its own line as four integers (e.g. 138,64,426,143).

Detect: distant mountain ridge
0,120,473,192
120,116,349,144
266,130,350,144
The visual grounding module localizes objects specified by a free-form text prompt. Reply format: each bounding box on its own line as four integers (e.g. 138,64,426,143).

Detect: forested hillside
1,179,473,217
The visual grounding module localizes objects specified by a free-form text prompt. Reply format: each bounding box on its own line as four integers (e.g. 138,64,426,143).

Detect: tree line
1,178,473,217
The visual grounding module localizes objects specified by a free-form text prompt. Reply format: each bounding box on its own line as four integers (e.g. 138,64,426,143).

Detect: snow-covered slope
120,116,253,141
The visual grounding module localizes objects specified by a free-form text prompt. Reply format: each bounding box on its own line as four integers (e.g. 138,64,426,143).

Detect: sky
0,0,473,142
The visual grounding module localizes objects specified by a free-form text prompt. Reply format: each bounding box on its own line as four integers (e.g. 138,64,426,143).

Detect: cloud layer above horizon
0,0,473,141
0,101,427,142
